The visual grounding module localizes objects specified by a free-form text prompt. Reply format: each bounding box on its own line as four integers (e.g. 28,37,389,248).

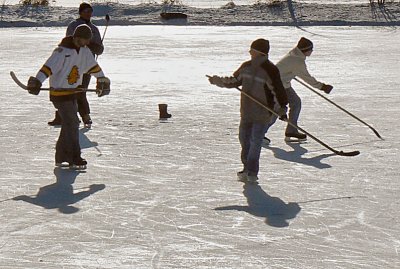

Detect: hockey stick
10,71,98,92
206,75,359,157
236,86,359,156
96,14,110,61
294,77,382,139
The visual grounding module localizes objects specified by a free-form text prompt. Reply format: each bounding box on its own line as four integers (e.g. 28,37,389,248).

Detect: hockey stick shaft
10,71,98,92
202,75,361,156
96,14,110,61
294,77,382,139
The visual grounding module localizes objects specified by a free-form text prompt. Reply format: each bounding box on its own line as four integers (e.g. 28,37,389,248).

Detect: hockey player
27,24,110,169
48,2,104,128
208,38,288,183
263,37,333,144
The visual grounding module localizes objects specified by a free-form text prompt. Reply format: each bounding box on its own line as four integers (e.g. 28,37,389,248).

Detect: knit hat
73,24,93,40
250,38,270,55
297,37,313,52
79,2,93,13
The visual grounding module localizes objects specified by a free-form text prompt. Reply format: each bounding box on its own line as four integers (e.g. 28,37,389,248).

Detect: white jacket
276,47,324,89
36,37,104,98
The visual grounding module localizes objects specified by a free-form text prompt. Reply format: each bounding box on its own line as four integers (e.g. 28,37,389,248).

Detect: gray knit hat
73,24,92,40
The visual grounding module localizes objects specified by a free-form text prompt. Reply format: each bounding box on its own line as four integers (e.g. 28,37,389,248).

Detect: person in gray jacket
208,38,288,183
263,37,333,144
48,2,104,128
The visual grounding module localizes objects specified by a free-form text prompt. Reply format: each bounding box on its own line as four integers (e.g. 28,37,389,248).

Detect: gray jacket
66,18,104,56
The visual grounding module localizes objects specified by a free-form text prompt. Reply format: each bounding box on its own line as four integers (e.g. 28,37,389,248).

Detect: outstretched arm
296,61,324,89
208,75,241,88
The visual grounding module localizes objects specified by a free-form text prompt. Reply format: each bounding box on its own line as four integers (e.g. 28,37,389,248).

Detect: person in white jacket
264,37,333,143
27,25,111,169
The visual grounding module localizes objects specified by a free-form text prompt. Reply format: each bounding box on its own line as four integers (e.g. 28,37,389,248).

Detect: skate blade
284,137,307,143
246,180,259,185
69,164,87,170
237,176,247,183
55,163,70,168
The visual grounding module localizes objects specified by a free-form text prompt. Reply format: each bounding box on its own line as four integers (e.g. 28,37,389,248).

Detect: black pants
53,99,81,164
76,73,91,118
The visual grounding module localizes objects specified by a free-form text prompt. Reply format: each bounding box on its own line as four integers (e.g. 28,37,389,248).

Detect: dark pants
53,99,81,164
76,73,91,118
264,87,302,135
239,119,269,176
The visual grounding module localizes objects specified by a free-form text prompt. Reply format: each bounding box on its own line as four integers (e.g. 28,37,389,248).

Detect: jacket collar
289,47,306,60
78,17,91,24
251,55,268,67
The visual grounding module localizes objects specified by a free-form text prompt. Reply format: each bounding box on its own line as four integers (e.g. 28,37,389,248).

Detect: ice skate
237,170,248,182
55,162,70,168
69,158,87,170
82,114,92,129
48,111,62,126
262,137,271,147
246,174,259,184
284,132,307,143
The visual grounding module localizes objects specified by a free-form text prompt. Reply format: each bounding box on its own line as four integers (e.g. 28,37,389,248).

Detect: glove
96,77,111,97
321,84,333,94
27,76,41,95
276,106,288,121
208,75,225,87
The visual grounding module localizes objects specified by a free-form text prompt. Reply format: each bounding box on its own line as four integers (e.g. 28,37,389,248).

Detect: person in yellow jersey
48,2,104,128
27,25,110,170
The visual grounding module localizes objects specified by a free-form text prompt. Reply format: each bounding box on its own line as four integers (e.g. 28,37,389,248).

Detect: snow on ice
0,1,400,27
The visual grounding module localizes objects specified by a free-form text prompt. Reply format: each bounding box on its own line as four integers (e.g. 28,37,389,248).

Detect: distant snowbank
1,2,400,28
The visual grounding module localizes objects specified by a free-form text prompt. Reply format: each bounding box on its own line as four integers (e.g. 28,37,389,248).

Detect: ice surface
0,26,399,268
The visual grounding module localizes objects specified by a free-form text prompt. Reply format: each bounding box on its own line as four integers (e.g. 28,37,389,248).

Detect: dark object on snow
160,12,188,20
159,104,172,119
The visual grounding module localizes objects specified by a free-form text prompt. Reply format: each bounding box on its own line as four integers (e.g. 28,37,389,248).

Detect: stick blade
370,127,383,140
336,150,360,157
10,71,28,90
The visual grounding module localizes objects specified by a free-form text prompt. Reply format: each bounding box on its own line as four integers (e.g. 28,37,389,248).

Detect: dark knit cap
79,2,93,13
250,38,270,55
73,24,93,40
297,37,313,51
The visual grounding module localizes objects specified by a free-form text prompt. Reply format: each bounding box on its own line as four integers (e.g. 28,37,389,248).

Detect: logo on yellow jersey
67,65,80,85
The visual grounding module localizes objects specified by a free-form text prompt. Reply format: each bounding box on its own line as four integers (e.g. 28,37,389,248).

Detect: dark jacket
224,56,288,123
66,18,104,56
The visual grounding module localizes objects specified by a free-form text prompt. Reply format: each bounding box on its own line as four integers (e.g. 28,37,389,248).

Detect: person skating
208,38,288,183
27,24,110,169
48,2,104,128
263,37,333,144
